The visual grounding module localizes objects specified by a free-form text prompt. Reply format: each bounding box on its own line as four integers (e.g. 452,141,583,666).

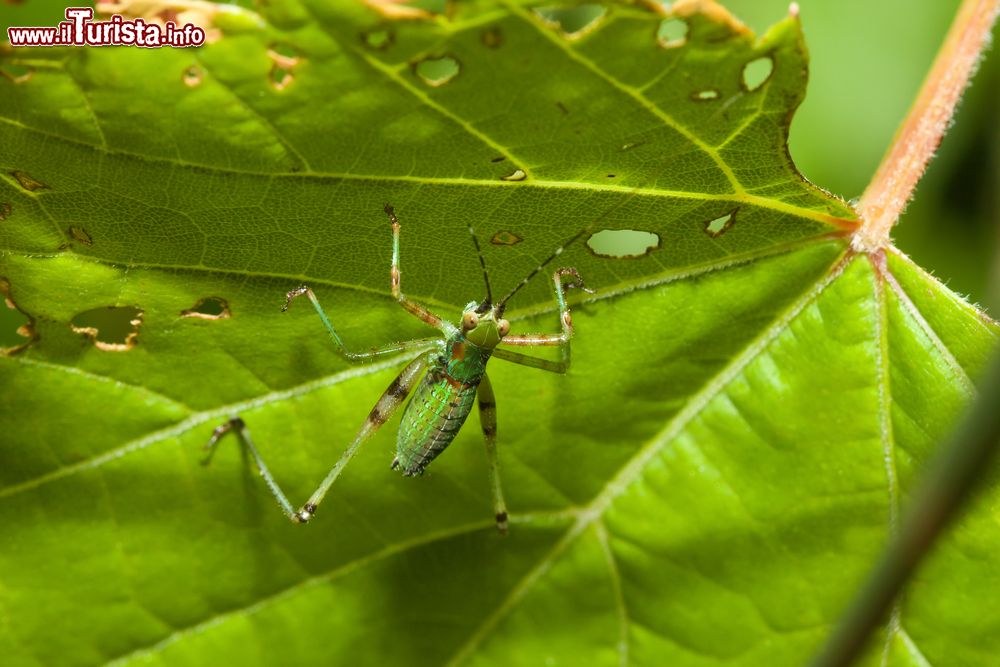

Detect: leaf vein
0,354,410,500
595,520,629,667
294,0,528,173
882,250,976,396
6,356,193,414
898,627,935,667
872,256,902,667
190,51,312,172
502,1,741,193
61,66,109,150
101,515,573,667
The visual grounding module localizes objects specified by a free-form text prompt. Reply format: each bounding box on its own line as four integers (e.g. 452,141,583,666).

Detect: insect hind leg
204,353,429,524
296,353,429,521
478,373,508,533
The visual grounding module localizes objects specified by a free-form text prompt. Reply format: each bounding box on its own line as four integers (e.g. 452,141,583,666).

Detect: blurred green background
1,0,997,349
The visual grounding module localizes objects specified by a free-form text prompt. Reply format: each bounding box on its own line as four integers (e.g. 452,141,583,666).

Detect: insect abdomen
394,369,478,476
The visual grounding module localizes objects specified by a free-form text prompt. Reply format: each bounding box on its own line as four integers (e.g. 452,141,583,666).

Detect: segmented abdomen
394,368,478,476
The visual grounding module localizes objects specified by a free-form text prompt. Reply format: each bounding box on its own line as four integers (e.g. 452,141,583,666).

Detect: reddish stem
853,0,1000,252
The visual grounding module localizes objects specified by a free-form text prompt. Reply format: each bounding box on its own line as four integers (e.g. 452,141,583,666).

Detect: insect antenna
494,226,591,314
495,180,653,314
467,225,494,313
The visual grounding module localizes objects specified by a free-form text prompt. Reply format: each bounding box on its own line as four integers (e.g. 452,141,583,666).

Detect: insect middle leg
283,286,439,362
477,373,508,533
204,353,430,523
279,204,449,361
497,267,594,373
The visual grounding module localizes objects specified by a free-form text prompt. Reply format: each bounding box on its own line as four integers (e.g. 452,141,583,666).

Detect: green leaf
0,1,996,665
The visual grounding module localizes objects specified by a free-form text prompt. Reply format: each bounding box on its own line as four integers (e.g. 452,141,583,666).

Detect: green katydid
204,204,593,532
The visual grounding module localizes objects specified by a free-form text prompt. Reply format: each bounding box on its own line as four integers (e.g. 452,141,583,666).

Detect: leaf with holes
0,1,997,665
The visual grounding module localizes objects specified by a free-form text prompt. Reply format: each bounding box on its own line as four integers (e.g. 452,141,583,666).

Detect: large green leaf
0,1,996,665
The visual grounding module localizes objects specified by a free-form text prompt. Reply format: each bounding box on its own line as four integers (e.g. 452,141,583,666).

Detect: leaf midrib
0,114,853,232
1,231,844,333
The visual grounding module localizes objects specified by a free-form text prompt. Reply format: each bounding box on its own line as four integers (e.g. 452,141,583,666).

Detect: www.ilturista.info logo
7,7,206,48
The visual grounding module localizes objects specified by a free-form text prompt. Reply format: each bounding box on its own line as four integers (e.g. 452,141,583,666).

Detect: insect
204,205,593,531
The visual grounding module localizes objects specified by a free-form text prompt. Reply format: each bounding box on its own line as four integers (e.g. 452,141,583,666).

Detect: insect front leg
204,353,430,524
477,373,508,533
498,267,594,373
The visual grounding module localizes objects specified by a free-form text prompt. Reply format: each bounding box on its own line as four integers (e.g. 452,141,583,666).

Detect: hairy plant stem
852,0,1000,252
813,0,1000,665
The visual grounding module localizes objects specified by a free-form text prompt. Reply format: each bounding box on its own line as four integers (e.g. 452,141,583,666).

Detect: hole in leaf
362,29,393,50
657,18,687,48
0,63,33,83
68,226,93,246
490,231,522,246
9,171,47,192
183,65,203,87
0,278,35,355
0,304,31,352
587,229,660,258
0,203,10,221
181,296,231,320
500,169,527,182
482,26,503,48
704,210,736,237
691,89,720,101
415,56,459,86
742,56,774,91
270,66,294,90
267,45,300,90
535,4,607,39
71,306,143,351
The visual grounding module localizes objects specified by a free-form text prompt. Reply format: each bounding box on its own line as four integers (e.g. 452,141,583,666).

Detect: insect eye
497,319,510,337
462,312,479,330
